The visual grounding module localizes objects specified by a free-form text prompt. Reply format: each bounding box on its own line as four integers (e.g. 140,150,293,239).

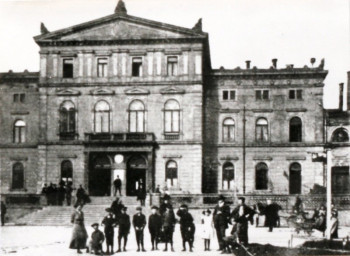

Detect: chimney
272,58,277,69
339,83,344,110
246,60,251,69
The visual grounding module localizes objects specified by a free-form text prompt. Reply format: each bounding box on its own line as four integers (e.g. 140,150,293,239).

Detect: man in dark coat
113,176,122,196
46,183,54,205
213,195,231,251
264,199,281,232
88,223,105,255
117,206,130,252
76,185,86,206
148,205,162,250
65,182,73,206
1,201,6,226
176,204,195,252
133,206,147,252
231,197,255,246
41,183,49,205
159,197,172,216
136,184,146,206
102,208,117,254
111,197,124,218
57,184,66,206
52,184,58,205
162,206,176,252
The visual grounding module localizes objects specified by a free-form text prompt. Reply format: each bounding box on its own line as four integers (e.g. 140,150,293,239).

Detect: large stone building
0,1,348,200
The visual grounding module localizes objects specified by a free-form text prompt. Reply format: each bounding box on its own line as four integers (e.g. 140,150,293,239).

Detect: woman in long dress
201,209,214,251
69,204,88,253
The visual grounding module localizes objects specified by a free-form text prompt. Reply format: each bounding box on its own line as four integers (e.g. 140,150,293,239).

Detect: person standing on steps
177,204,195,252
117,206,130,252
1,201,7,226
65,182,73,206
69,204,88,254
136,184,146,206
162,206,176,252
148,205,162,250
76,185,86,206
133,206,147,252
41,183,49,205
102,208,117,254
113,176,122,196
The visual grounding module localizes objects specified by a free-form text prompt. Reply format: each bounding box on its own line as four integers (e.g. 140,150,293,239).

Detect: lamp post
312,149,332,239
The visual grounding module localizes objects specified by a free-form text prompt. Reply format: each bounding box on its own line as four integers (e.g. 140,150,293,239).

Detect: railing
84,133,154,143
164,134,180,140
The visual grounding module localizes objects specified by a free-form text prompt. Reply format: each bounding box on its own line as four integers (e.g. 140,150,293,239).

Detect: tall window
167,56,178,76
94,101,110,133
164,99,180,133
61,160,73,185
256,162,268,190
331,128,349,142
59,101,76,134
63,59,74,78
223,118,235,142
129,100,145,133
132,57,142,77
12,162,24,189
289,117,302,142
13,120,26,143
97,58,108,77
222,162,234,190
256,118,268,142
289,163,301,194
166,160,178,187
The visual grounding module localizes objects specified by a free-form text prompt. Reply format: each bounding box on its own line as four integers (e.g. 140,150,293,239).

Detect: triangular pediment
124,87,150,95
90,88,115,95
56,88,81,96
160,86,185,95
35,14,206,42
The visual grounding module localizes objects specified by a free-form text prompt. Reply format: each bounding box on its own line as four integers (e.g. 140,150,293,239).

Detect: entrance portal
126,155,147,196
89,154,112,196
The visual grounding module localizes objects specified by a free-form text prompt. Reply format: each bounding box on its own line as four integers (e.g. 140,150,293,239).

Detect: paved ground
1,224,350,255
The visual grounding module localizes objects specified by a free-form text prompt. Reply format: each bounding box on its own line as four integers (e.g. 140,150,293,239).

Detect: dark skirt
105,228,114,244
69,223,88,249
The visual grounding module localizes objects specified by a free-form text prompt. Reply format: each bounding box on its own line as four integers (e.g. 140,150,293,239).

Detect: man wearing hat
133,206,147,252
101,208,117,254
88,223,105,255
148,206,162,250
117,206,130,252
213,195,231,251
230,197,255,246
176,204,195,252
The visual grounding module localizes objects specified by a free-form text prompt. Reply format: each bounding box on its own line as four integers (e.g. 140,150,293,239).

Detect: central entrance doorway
126,155,147,196
89,154,112,196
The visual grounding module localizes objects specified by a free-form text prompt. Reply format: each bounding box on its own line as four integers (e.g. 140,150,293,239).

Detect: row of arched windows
223,117,303,142
59,99,181,135
222,162,302,194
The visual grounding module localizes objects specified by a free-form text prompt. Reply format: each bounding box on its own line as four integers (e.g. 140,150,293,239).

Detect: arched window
164,99,180,133
61,160,73,185
223,118,235,142
289,162,301,194
166,160,178,187
222,162,234,190
59,101,76,134
94,100,110,133
129,100,145,133
13,120,26,143
256,162,268,190
289,117,302,142
256,118,268,142
12,162,24,189
331,128,349,142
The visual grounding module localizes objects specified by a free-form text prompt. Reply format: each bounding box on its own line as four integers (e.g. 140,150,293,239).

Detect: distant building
0,1,348,200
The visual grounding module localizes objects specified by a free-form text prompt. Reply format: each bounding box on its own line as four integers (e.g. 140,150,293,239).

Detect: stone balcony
84,132,155,144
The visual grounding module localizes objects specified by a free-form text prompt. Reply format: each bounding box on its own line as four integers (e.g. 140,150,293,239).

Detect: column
147,50,154,77
195,54,202,75
121,53,127,76
39,51,48,78
112,51,118,76
156,51,162,76
52,53,58,77
182,51,189,75
78,52,84,77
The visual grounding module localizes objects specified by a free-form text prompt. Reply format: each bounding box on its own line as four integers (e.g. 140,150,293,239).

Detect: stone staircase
15,196,143,226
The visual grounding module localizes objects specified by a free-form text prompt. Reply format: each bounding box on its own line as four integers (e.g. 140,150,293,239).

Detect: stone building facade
0,1,348,199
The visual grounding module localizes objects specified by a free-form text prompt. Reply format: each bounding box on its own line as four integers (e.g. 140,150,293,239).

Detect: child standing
201,209,214,251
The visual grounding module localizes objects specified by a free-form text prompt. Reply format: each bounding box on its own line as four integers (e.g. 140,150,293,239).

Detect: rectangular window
13,94,25,103
97,58,108,77
222,90,236,100
167,56,178,76
132,57,142,77
256,90,269,100
20,94,25,103
289,89,303,100
13,94,19,103
63,59,74,78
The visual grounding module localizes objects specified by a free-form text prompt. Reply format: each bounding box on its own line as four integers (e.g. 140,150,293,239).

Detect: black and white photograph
0,0,349,255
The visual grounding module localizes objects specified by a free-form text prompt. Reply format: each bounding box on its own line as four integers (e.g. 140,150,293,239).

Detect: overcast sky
0,0,349,108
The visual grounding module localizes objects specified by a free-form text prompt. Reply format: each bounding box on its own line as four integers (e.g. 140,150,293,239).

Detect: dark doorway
127,155,147,196
89,154,111,196
332,167,350,194
61,160,73,185
289,163,301,194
